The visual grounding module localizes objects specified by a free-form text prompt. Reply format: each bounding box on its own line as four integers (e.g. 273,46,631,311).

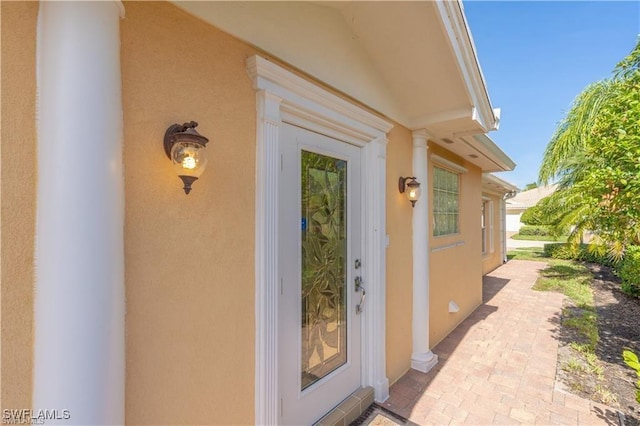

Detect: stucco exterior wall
1,1,38,411
121,3,257,424
1,1,502,420
384,126,415,385
482,192,505,275
428,145,483,347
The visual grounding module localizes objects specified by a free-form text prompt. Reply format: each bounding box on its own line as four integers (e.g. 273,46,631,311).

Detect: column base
373,377,390,403
411,351,438,373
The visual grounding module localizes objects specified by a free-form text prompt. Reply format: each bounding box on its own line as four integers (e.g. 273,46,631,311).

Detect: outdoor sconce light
164,121,209,194
399,176,421,207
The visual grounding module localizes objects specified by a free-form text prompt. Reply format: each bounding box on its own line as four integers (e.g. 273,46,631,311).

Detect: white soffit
171,1,492,134
172,1,405,122
482,173,518,194
431,133,515,173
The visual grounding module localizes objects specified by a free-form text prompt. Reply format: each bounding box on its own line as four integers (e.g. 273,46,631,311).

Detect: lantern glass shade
170,140,208,178
406,181,420,204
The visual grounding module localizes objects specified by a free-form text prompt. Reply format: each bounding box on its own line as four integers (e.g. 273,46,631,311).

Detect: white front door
279,124,363,425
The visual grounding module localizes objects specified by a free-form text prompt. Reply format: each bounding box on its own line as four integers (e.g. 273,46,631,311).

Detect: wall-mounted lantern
398,176,421,207
164,121,209,194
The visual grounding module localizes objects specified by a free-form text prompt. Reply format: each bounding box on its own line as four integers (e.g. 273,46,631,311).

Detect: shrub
521,205,546,226
622,349,640,403
544,243,575,259
519,225,552,236
543,243,618,267
619,246,640,297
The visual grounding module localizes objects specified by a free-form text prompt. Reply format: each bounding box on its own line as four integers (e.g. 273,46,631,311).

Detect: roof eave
434,0,498,133
482,173,519,193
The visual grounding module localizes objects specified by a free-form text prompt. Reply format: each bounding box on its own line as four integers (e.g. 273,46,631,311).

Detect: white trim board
247,55,392,425
430,154,468,174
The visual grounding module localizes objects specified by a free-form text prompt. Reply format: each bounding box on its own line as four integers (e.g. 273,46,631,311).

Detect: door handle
356,283,366,314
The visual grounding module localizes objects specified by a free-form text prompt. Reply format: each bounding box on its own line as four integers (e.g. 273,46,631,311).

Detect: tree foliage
520,203,546,225
537,39,640,257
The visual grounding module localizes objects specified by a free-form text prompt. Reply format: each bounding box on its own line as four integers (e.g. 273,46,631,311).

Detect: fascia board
434,0,497,132
482,173,519,193
471,134,516,172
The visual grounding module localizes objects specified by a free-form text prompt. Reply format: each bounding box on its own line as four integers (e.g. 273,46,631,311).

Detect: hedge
619,246,640,297
543,243,618,267
519,225,552,236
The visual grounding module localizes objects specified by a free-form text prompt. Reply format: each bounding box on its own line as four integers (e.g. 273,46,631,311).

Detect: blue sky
464,1,640,189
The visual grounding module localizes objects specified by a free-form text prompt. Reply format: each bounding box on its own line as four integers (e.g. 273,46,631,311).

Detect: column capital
257,90,283,125
411,128,430,138
411,129,430,147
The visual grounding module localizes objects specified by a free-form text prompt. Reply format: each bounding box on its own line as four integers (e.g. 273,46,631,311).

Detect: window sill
431,240,465,252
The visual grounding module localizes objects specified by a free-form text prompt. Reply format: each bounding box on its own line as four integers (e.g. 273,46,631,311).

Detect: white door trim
247,55,393,425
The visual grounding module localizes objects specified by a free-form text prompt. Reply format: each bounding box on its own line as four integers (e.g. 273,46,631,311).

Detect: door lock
355,276,363,291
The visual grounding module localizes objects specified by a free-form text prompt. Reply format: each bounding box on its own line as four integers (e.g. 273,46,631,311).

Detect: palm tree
536,40,640,256
538,81,614,186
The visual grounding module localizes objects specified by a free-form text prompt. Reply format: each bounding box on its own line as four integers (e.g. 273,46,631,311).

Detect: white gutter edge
482,173,519,193
434,0,497,132
471,134,516,171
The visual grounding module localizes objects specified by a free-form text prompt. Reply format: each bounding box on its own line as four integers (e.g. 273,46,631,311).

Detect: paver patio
383,260,620,425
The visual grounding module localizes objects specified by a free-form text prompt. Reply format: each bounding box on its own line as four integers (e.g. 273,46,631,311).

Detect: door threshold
314,387,374,426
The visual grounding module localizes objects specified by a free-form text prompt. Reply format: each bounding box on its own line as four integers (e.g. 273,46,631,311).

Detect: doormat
349,403,419,426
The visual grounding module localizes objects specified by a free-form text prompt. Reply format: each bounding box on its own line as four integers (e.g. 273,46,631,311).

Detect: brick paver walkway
383,260,620,425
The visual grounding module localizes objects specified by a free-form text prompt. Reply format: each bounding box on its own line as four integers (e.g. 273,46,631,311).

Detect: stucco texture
384,125,415,385
428,145,483,347
121,2,257,424
1,1,37,411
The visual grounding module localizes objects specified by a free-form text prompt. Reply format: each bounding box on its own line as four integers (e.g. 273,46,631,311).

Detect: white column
34,2,125,424
411,130,438,373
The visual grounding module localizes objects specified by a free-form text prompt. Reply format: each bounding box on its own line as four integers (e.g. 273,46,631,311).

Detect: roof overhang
433,133,516,172
171,0,513,171
482,173,518,195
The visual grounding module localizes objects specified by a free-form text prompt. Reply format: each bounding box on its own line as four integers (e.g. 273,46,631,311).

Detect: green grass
511,234,568,242
535,260,594,308
507,247,546,261
507,249,594,309
563,357,586,374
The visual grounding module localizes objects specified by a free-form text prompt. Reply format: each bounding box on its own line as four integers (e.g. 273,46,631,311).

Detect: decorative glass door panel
279,124,361,425
300,151,347,390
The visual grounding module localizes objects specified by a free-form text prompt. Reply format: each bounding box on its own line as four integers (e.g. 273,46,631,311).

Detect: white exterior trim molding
34,1,125,423
434,0,498,132
247,55,393,425
431,154,469,174
410,130,438,373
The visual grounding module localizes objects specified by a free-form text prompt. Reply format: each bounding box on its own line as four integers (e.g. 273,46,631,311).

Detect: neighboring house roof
482,173,518,194
172,0,516,173
506,185,558,211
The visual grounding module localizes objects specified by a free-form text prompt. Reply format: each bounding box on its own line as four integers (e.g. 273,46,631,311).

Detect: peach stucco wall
1,1,38,411
0,0,493,418
121,2,257,424
384,126,415,385
428,145,483,347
